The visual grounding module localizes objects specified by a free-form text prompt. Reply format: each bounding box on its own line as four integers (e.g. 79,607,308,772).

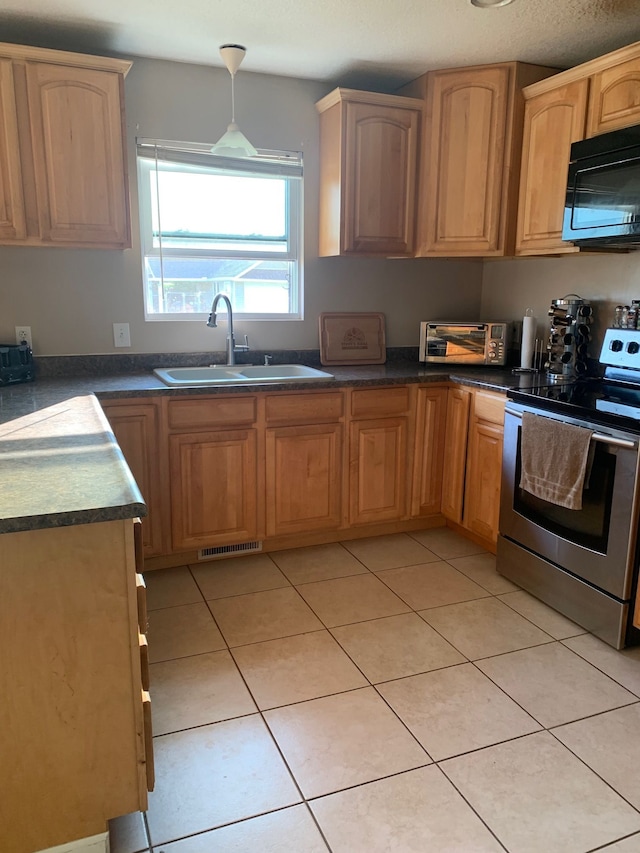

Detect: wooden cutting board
319,312,386,365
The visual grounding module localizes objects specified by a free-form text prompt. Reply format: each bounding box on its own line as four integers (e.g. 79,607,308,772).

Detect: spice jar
614,305,625,328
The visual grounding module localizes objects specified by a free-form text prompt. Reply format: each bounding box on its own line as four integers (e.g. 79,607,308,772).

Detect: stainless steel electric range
498,328,640,649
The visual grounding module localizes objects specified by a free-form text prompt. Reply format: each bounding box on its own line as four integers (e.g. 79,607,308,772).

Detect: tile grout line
546,716,640,819
141,536,640,851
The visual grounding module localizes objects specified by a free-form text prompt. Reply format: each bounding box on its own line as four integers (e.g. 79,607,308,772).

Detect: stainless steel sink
153,364,335,387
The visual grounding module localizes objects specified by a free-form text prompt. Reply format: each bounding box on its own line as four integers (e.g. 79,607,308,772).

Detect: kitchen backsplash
32,347,421,377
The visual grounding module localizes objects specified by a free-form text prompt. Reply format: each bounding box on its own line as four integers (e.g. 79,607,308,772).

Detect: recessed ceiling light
470,0,515,7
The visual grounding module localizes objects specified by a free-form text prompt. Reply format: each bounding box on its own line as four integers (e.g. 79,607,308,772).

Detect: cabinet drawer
473,390,505,425
167,396,257,430
139,631,150,691
136,573,148,633
142,690,155,792
351,386,411,418
265,391,344,425
133,518,144,573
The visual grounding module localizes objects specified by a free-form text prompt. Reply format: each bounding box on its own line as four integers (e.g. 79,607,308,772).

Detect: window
137,140,303,320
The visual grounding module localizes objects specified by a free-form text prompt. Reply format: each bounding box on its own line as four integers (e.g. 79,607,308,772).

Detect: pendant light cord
230,72,236,124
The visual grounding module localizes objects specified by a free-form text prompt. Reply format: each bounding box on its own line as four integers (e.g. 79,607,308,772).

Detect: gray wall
480,253,640,356
0,56,483,357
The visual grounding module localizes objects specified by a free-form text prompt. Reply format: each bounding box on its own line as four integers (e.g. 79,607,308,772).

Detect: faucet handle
264,354,273,366
234,334,250,353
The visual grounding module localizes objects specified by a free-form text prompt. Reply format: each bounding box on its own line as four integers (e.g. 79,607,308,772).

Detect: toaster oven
419,322,510,366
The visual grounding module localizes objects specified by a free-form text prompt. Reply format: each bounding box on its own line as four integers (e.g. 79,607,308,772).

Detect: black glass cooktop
509,377,640,433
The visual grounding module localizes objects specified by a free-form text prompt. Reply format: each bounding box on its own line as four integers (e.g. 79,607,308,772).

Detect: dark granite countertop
0,393,146,534
0,361,553,423
0,360,555,535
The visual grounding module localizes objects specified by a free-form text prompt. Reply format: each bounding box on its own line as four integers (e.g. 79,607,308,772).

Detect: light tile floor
109,528,640,853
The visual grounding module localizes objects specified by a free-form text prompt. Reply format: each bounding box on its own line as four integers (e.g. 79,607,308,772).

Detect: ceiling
2,0,640,89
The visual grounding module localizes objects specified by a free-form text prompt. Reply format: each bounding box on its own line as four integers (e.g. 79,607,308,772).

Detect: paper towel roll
521,312,536,369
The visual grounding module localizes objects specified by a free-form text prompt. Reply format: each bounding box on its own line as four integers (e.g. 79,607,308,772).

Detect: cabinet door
588,56,640,137
266,423,343,536
411,386,447,517
463,419,504,543
344,101,419,255
441,388,471,523
102,402,166,557
169,429,258,551
25,62,130,247
0,521,147,853
0,58,25,240
349,417,407,525
516,80,588,255
420,66,509,255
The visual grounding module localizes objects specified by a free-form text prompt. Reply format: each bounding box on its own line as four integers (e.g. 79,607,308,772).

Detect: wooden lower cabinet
441,387,472,523
463,418,504,541
441,386,505,548
0,519,150,853
411,386,447,517
169,428,258,551
109,383,508,564
266,423,343,536
102,399,166,557
349,416,408,525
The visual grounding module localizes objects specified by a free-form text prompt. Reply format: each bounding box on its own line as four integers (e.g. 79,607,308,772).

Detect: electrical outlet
15,326,32,348
113,323,131,348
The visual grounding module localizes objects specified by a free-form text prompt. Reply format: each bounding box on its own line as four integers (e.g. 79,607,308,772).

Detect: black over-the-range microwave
563,123,640,248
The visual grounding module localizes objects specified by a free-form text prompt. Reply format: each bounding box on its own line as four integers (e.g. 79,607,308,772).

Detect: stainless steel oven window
513,430,616,554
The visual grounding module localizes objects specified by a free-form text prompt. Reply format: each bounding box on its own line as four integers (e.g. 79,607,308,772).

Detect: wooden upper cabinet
588,54,640,137
26,62,130,246
421,65,510,256
516,79,588,256
404,62,556,257
316,88,422,256
0,42,131,249
0,58,25,241
515,41,640,256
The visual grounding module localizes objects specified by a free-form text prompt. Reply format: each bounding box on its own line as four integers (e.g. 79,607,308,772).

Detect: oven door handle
591,433,637,449
505,407,637,449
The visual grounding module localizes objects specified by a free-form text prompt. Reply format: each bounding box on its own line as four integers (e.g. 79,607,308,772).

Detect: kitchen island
0,392,153,853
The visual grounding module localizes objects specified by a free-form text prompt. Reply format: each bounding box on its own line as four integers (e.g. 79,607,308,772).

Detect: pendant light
470,0,514,6
211,43,257,157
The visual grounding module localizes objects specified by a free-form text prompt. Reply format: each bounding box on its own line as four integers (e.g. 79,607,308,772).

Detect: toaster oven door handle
506,407,637,449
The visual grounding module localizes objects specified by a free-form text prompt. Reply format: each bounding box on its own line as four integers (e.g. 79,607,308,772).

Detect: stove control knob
488,351,496,359
610,339,624,352
628,341,640,354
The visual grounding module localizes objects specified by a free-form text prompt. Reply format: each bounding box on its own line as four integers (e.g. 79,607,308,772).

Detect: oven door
500,403,640,600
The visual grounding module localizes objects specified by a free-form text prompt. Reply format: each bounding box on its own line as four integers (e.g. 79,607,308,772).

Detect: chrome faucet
207,294,249,366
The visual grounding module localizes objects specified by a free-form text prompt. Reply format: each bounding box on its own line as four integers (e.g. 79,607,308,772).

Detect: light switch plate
113,323,131,347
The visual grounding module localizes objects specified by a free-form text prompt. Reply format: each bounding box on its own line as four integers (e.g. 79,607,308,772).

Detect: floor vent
197,541,263,561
